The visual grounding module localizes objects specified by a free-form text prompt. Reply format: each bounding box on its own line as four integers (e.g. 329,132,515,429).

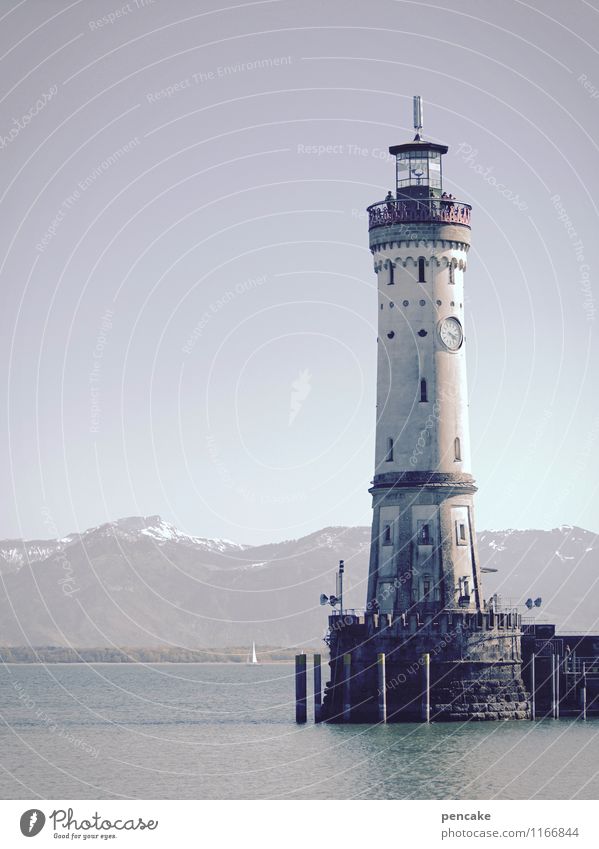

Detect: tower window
459,576,470,598
418,257,426,282
449,263,455,285
455,520,468,546
454,437,461,461
383,523,392,544
417,520,431,545
423,576,432,599
388,263,394,285
386,437,393,462
420,379,428,402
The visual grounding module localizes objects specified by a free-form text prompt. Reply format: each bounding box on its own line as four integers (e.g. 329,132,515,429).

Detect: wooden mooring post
582,662,587,721
530,652,536,720
421,653,430,723
295,654,307,724
377,653,387,724
551,654,557,718
313,653,322,723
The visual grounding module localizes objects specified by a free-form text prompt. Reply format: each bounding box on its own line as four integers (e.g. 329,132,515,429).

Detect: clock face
439,316,463,351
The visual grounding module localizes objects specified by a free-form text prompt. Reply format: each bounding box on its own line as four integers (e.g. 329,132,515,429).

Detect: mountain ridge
0,517,596,647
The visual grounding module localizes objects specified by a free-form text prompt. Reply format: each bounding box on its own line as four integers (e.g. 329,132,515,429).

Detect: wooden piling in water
551,654,557,719
422,653,430,723
313,653,322,723
295,654,307,723
377,653,387,724
556,653,560,718
530,652,536,720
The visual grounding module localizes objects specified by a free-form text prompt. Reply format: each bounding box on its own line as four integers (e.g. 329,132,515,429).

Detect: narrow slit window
454,436,461,461
386,437,393,462
388,262,394,285
455,520,468,546
417,520,431,545
418,257,426,283
383,524,392,544
420,378,428,402
449,263,455,285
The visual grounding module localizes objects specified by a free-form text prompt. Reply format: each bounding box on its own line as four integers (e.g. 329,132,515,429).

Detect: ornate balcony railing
367,197,472,230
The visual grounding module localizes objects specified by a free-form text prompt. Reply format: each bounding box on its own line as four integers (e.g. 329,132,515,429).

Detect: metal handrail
367,197,472,230
564,658,599,676
330,609,363,617
330,605,520,618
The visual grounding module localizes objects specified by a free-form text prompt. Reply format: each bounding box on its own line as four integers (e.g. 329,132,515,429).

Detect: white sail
251,641,258,664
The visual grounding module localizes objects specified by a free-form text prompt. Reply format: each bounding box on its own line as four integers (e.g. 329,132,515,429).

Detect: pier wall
322,610,530,722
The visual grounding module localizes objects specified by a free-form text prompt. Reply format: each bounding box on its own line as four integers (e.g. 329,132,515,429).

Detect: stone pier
322,610,530,722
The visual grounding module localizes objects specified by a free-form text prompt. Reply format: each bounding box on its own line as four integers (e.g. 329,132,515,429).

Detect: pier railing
564,656,599,677
329,608,522,633
367,197,472,231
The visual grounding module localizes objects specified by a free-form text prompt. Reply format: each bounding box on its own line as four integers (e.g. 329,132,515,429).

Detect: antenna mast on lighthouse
413,94,423,140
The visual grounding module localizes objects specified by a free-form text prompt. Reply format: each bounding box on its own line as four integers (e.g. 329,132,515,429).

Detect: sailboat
247,641,258,664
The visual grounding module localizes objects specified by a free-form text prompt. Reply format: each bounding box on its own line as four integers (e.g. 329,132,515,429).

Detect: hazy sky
1,0,598,544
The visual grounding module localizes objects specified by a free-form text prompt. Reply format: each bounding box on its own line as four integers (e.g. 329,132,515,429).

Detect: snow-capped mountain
81,515,248,553
0,518,595,647
0,516,246,576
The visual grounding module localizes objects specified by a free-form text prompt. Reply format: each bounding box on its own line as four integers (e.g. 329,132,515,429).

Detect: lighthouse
366,96,479,618
321,98,530,723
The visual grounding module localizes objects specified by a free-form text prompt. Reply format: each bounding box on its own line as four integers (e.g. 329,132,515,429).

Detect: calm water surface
0,663,597,799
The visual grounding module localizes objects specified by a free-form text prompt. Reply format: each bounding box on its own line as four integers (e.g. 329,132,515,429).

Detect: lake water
0,663,597,800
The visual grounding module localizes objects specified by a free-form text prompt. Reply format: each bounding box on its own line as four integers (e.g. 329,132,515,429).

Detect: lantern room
390,141,448,199
389,96,448,200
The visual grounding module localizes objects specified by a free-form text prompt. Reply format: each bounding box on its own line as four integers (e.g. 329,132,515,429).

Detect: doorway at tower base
322,611,531,723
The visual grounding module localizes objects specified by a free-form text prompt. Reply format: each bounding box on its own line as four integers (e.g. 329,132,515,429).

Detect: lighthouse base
322,610,530,723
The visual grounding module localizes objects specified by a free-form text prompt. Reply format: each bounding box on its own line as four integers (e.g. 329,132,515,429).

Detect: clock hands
440,318,462,349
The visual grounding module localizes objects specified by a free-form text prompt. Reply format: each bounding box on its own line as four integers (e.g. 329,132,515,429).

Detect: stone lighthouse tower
366,95,479,618
322,98,530,723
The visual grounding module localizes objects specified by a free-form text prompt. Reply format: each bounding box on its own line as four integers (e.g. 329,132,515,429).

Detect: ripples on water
0,663,597,799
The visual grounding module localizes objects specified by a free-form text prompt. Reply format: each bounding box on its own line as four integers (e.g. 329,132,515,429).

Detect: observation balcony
367,197,472,231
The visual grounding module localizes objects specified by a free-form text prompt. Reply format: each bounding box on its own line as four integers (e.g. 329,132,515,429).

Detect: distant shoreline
0,646,316,664
0,660,297,666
